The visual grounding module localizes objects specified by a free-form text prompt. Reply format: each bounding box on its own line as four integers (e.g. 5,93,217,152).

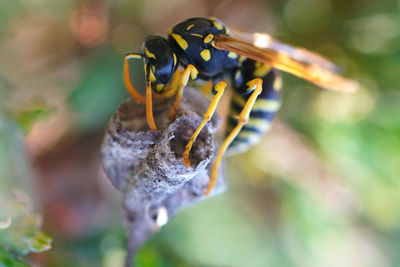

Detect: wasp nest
101,87,226,265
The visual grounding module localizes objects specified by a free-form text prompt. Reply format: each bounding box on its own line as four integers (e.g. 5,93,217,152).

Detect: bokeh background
1,0,399,266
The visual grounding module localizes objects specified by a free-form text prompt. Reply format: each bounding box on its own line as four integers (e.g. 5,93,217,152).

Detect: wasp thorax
142,35,178,90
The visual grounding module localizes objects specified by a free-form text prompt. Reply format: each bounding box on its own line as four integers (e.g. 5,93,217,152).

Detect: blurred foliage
11,104,53,134
0,0,399,266
0,201,52,260
0,190,52,267
69,50,128,132
0,1,22,38
0,114,52,266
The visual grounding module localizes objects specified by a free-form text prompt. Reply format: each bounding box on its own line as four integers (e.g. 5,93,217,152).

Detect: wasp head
142,35,179,93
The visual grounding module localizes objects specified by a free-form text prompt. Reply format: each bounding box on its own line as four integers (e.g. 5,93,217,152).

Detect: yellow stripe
245,118,271,132
170,33,188,50
232,93,280,113
236,131,261,144
273,75,282,91
252,99,281,113
210,18,223,30
204,33,213,43
253,63,271,77
200,49,211,61
227,116,271,133
227,143,249,155
173,53,177,65
186,24,195,30
190,33,203,38
228,52,238,59
145,48,156,59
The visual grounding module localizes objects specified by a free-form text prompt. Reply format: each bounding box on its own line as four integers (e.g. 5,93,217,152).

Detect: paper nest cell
101,86,226,263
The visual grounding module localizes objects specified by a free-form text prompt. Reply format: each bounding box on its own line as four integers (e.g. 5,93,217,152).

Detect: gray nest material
101,87,226,265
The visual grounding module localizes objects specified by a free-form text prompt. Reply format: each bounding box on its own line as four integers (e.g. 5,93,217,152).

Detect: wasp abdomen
227,62,282,154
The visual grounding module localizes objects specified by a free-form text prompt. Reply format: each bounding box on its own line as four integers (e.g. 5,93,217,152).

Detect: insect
123,17,358,195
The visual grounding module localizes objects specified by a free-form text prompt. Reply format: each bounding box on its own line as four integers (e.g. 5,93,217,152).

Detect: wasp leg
145,65,157,131
183,81,227,167
205,78,263,195
168,64,198,119
123,53,145,103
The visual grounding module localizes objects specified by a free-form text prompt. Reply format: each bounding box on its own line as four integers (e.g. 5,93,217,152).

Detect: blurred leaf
0,113,51,265
0,198,52,266
0,118,35,265
0,113,28,190
136,243,196,267
69,49,128,132
0,200,52,254
0,1,22,39
23,231,52,253
11,103,52,134
0,251,30,267
0,75,13,107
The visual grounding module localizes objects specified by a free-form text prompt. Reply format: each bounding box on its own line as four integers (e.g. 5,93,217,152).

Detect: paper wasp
123,17,358,195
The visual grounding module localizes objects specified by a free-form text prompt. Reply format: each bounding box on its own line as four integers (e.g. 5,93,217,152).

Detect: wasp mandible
123,17,358,195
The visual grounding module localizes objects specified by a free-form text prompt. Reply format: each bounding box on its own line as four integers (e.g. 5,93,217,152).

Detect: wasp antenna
124,53,145,103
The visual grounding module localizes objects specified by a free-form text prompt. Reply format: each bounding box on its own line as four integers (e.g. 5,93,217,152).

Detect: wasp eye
143,35,178,85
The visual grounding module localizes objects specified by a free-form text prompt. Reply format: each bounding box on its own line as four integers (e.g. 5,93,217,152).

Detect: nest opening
169,119,210,168
118,98,173,132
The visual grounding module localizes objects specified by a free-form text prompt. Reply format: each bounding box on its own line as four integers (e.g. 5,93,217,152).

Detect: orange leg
145,66,157,131
183,81,227,167
205,78,263,195
168,64,198,119
123,53,145,103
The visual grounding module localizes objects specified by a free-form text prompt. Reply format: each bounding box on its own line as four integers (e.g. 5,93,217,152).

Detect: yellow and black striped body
130,17,283,154
227,59,282,154
123,16,355,195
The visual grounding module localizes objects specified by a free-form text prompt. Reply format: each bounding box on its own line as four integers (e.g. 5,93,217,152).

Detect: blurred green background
1,0,399,266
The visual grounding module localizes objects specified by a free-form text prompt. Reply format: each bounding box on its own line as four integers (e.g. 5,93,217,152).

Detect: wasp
123,17,358,195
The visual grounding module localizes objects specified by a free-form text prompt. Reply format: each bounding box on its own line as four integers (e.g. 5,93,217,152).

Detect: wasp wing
228,27,341,73
214,33,358,93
